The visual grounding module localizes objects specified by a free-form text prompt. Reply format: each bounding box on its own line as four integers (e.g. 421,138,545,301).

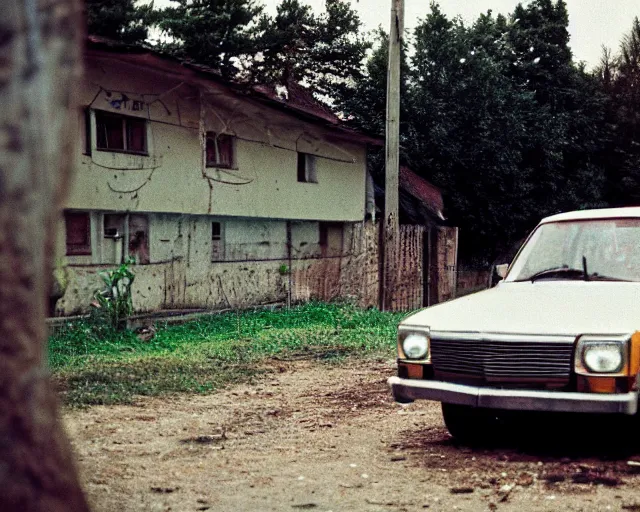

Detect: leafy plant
91,258,135,331
278,264,289,275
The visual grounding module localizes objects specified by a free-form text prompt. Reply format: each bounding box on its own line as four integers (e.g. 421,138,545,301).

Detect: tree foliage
252,0,371,99
598,17,640,205
152,0,264,79
85,0,152,44
343,1,614,263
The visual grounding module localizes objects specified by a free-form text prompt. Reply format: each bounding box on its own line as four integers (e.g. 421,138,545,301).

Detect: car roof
540,207,640,225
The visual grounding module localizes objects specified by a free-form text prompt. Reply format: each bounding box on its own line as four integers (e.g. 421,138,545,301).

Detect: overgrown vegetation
90,258,135,331
49,302,405,407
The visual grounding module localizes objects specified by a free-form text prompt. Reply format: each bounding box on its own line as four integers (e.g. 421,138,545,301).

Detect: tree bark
0,0,89,510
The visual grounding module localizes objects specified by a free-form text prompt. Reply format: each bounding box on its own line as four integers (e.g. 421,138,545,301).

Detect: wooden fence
389,225,425,311
289,222,461,312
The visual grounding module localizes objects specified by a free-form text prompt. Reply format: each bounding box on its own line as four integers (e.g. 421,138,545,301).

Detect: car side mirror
496,263,509,279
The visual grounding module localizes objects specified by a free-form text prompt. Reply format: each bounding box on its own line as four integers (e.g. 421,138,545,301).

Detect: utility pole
382,0,404,311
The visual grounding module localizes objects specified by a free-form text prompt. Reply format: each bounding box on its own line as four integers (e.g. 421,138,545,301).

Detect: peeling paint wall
56,215,380,315
291,222,380,307
56,219,435,315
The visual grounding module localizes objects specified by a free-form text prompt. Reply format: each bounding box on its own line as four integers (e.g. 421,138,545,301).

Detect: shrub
90,258,135,331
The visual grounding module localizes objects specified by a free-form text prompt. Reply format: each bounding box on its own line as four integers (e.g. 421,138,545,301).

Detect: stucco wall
58,213,310,314
57,260,289,315
55,216,382,315
66,56,367,222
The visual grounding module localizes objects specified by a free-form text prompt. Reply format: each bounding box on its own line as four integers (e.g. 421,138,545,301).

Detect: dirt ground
64,357,640,512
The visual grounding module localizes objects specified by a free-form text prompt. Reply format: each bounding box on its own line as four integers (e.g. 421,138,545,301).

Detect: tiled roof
251,81,339,125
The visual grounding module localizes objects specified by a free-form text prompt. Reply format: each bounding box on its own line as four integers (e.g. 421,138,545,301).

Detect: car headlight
575,335,629,375
583,344,623,373
398,325,430,361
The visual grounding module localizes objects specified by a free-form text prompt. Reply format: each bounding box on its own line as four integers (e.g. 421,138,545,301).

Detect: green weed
90,258,135,330
49,302,406,406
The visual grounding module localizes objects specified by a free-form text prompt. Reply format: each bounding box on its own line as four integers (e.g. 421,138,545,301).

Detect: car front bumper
388,376,639,415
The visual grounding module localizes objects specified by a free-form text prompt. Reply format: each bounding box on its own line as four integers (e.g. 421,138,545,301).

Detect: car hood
402,281,640,337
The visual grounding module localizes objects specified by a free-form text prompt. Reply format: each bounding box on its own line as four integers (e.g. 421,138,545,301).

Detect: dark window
212,221,224,261
83,107,92,155
319,222,329,248
102,213,149,264
206,133,235,168
95,111,147,154
127,118,146,153
297,153,317,183
103,214,125,238
128,214,150,264
319,222,343,256
212,222,222,241
297,153,306,182
65,212,91,255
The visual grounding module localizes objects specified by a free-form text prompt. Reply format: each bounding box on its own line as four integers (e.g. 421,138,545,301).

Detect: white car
389,207,640,443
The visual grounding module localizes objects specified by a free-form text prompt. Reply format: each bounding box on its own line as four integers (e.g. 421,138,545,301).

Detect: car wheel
441,402,503,446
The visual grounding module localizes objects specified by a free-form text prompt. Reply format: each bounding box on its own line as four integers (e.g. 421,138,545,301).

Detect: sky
262,0,639,67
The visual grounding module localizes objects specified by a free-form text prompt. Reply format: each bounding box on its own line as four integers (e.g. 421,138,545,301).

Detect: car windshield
506,218,640,282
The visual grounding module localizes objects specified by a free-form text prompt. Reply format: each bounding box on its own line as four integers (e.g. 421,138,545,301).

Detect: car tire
441,402,502,446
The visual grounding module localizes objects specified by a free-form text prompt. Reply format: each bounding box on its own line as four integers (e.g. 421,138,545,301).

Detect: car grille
430,337,574,381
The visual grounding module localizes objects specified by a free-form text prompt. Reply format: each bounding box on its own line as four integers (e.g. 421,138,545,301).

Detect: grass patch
49,302,406,406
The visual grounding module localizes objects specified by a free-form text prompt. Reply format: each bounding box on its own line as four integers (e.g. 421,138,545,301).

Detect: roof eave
85,37,384,146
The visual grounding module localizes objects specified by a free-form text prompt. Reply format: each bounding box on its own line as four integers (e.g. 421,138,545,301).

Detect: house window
95,111,147,154
319,222,343,256
128,214,150,264
206,133,235,168
297,153,317,183
103,213,125,239
212,221,225,261
83,107,92,156
102,213,150,264
65,212,91,256
319,222,329,249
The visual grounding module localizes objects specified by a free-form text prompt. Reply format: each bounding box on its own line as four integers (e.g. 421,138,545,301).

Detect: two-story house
54,37,381,315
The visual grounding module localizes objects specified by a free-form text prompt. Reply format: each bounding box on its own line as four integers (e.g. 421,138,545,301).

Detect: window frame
297,152,318,183
128,213,150,265
83,107,92,156
65,211,92,256
211,221,225,261
94,110,149,156
206,132,236,169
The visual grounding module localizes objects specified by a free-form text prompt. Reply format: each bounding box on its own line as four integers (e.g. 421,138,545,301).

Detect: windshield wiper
517,266,586,282
518,265,633,283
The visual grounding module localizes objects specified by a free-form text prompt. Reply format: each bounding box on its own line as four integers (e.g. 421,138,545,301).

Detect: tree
408,5,538,260
86,0,152,44
1,0,89,510
599,18,640,205
154,0,263,79
338,29,411,136
409,2,608,262
341,2,609,262
253,0,371,101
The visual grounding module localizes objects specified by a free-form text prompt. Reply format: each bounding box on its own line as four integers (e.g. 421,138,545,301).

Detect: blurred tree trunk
0,0,90,510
